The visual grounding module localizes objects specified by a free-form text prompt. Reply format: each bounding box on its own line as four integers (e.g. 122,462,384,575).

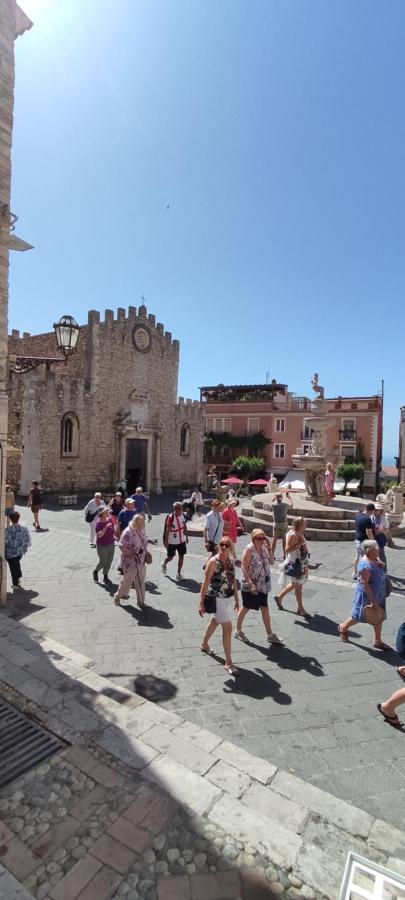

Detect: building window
303,424,313,439
302,444,312,454
341,444,356,459
274,443,285,459
206,418,214,433
247,417,259,435
212,417,231,434
275,418,285,433
180,423,191,455
61,413,79,457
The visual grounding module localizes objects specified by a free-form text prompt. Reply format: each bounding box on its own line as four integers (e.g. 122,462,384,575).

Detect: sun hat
212,499,222,508
363,604,385,626
374,502,384,510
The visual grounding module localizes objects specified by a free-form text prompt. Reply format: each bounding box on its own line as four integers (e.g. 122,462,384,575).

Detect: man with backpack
162,501,189,581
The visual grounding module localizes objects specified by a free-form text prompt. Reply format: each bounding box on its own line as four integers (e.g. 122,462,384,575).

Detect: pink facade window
275,418,285,432
274,443,285,459
247,417,259,435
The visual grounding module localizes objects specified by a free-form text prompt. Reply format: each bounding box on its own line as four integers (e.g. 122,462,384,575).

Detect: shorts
241,590,268,611
213,596,233,624
273,522,288,540
5,507,14,517
167,542,187,559
355,539,363,559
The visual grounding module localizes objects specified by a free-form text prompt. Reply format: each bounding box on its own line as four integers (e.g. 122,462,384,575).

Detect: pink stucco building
201,382,383,495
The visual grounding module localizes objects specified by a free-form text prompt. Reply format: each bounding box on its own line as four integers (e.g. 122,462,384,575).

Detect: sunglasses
219,542,231,548
254,536,267,541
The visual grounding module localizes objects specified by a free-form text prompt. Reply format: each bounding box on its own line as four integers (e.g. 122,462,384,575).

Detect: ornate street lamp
9,315,80,374
53,315,80,359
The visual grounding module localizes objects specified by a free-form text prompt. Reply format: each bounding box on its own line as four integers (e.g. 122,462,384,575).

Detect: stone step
241,513,354,541
241,507,353,530
253,499,355,521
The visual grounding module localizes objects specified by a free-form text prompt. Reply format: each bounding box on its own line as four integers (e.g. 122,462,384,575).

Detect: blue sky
12,0,405,460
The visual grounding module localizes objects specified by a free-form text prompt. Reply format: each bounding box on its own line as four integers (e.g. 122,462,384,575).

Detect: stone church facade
7,304,203,496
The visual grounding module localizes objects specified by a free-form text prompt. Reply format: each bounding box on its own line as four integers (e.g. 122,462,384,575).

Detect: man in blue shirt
131,487,150,518
117,498,135,535
5,512,31,590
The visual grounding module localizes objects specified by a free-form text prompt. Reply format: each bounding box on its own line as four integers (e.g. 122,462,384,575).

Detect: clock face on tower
132,325,151,352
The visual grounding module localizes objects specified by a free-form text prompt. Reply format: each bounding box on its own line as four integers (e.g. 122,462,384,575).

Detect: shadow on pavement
247,640,324,678
223,666,292,704
121,604,173,629
133,673,178,703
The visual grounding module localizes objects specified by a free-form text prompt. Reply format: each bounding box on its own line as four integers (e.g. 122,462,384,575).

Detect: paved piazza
7,499,405,831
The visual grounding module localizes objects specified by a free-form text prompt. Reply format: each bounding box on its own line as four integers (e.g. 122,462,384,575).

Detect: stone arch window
61,413,79,457
180,423,191,456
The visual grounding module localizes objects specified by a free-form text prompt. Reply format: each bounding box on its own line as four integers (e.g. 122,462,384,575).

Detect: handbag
145,550,153,565
363,604,385,626
85,509,98,523
204,593,217,614
284,559,302,579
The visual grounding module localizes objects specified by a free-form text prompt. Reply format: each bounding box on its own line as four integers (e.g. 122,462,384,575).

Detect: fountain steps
240,498,356,541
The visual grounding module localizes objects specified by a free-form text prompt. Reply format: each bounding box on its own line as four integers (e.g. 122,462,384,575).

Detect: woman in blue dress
338,540,391,650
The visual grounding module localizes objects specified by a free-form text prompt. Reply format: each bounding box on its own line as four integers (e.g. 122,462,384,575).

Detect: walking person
162,502,189,581
371,503,389,569
114,514,148,608
199,537,240,676
353,503,375,579
235,529,284,645
84,492,106,546
117,497,135,537
5,484,15,527
93,508,115,585
108,491,124,528
377,686,405,728
274,517,310,618
339,539,391,650
204,499,224,557
190,485,204,517
131,487,150,519
271,491,292,559
28,481,42,531
5,512,31,591
222,498,243,552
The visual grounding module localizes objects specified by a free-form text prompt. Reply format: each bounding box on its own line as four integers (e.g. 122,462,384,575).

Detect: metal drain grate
0,697,65,788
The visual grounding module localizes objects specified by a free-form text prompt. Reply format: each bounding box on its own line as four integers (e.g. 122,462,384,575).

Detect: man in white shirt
162,502,189,581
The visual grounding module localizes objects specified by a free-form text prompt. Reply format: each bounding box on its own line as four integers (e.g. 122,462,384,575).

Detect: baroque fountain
292,373,340,501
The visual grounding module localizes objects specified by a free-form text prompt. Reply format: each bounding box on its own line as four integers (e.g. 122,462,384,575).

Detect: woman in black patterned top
199,537,240,676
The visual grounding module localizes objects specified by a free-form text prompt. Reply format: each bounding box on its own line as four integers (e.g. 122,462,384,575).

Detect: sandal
225,665,238,676
377,703,401,728
200,645,214,655
373,641,393,652
114,598,121,607
338,625,349,642
297,610,311,619
274,595,284,610
396,666,405,681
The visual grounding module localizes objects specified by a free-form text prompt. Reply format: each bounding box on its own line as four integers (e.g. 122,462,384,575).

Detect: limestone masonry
8,305,204,495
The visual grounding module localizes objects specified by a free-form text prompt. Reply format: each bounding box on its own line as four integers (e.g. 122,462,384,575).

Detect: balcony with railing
339,429,357,441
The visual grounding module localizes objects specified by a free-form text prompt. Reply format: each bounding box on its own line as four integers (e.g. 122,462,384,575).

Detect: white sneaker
161,563,167,574
234,630,248,642
267,632,284,644
176,572,184,581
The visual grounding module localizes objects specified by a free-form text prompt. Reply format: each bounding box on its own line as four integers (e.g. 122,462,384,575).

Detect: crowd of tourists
4,476,405,728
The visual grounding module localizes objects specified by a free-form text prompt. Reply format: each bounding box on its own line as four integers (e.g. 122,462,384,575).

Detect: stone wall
0,2,32,601
8,305,204,494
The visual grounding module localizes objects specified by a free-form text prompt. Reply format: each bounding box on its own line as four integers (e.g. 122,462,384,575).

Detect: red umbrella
248,479,268,486
221,476,244,484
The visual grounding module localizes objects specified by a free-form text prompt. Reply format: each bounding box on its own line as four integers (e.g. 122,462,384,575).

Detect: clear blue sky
12,0,405,461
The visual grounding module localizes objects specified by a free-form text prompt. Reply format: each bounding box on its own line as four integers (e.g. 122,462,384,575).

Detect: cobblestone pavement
7,499,405,831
